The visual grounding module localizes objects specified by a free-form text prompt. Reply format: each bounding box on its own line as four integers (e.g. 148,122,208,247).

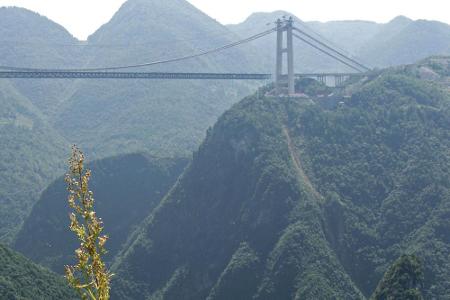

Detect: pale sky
0,0,449,40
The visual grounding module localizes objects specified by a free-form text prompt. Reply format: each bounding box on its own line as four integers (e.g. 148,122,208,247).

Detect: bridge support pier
275,17,295,96
317,75,326,85
335,75,342,87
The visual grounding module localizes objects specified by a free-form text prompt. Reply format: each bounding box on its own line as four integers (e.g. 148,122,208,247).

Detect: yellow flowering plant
64,146,112,300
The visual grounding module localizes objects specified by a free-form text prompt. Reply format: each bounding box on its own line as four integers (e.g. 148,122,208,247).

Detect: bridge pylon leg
275,17,295,96
335,75,342,87
276,19,284,95
287,19,295,95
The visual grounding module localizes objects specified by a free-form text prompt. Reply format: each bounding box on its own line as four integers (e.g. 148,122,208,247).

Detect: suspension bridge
0,17,370,96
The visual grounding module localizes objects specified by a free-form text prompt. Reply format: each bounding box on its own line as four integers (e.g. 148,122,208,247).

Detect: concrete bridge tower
275,17,295,96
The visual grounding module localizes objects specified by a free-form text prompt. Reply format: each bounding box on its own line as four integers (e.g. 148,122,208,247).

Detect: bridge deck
0,71,363,80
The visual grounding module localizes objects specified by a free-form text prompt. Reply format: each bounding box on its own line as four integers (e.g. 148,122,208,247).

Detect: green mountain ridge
14,153,188,273
371,254,424,299
0,244,77,299
109,59,450,299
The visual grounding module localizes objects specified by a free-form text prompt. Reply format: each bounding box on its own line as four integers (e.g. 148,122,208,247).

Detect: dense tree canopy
0,244,77,299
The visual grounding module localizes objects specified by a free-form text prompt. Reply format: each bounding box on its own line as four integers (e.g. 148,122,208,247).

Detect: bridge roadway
0,71,363,80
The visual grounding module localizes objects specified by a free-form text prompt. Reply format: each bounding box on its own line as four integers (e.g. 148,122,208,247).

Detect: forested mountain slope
0,80,67,244
371,255,424,299
14,153,188,273
110,58,450,299
0,244,77,299
111,88,364,299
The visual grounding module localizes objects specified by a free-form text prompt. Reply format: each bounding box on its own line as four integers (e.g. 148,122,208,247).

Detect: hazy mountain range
1,0,450,299
229,11,450,71
1,1,450,242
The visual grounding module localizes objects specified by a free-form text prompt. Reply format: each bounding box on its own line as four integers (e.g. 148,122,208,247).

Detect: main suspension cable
292,33,365,73
0,28,277,72
295,21,354,58
293,27,371,72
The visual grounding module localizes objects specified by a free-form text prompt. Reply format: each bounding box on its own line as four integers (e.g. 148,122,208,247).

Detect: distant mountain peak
0,5,77,42
114,0,204,15
88,0,225,43
246,10,293,19
0,5,39,15
236,10,299,26
388,15,413,25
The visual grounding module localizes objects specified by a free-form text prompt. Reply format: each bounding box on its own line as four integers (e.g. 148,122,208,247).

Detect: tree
371,254,424,300
64,146,112,300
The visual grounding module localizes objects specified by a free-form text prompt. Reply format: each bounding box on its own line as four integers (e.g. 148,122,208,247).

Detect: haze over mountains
1,0,450,299
0,0,260,243
230,11,450,71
